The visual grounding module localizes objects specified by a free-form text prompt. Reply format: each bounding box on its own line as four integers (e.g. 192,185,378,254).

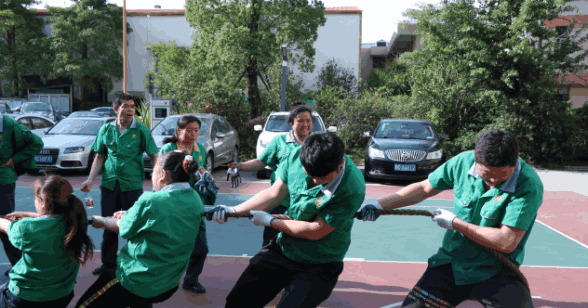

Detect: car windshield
47,118,106,135
0,105,7,112
151,116,210,136
265,115,324,132
374,122,436,140
23,103,51,113
69,112,106,118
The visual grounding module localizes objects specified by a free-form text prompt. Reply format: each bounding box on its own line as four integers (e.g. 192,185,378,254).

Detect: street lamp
280,44,288,111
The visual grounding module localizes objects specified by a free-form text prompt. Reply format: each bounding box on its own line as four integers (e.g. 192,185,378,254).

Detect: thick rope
215,209,530,292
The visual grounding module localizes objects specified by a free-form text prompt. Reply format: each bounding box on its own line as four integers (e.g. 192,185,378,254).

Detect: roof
32,7,362,16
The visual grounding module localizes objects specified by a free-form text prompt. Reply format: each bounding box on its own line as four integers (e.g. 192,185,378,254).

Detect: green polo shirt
258,131,301,208
117,183,204,298
275,149,365,264
92,118,158,192
0,115,44,184
7,216,79,301
159,141,211,229
427,150,543,285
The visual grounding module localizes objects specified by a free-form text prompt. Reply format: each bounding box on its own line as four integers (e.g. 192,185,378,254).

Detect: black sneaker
92,264,116,276
182,282,206,294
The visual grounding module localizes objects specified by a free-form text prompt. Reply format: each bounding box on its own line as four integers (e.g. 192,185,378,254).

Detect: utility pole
280,44,287,111
123,0,128,93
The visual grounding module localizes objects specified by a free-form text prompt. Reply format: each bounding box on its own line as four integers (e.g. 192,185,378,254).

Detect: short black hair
113,92,136,109
300,132,345,177
474,129,519,167
288,105,313,126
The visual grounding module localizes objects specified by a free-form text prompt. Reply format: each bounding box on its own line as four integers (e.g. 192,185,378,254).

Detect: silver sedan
35,116,116,173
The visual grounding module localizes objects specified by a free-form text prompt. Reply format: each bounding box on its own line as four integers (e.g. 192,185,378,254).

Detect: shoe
92,264,116,276
182,282,206,294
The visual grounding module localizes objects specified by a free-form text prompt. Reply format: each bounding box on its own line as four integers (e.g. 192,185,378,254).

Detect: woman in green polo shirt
158,114,213,294
75,151,204,308
0,175,94,307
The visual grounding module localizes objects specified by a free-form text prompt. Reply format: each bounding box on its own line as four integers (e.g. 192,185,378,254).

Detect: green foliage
394,0,588,166
183,0,326,118
315,58,357,95
134,100,152,130
0,1,50,97
48,0,130,109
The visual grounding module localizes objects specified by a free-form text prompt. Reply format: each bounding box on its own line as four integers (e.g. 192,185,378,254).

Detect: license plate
394,164,416,172
34,155,53,163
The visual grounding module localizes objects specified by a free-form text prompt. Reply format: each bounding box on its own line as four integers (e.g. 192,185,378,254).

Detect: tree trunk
245,65,261,118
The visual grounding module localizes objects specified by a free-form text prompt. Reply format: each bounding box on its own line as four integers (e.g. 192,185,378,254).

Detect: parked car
5,114,55,136
91,107,116,117
363,119,446,181
0,102,12,114
143,113,239,173
253,111,337,179
68,111,110,118
19,101,64,122
34,116,116,173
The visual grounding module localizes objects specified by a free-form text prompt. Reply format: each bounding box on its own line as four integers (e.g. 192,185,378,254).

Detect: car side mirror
254,124,262,132
363,131,371,138
216,132,226,139
327,126,337,133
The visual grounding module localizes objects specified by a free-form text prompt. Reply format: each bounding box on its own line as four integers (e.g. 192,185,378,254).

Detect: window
217,118,231,134
17,118,31,129
31,117,53,129
154,108,167,118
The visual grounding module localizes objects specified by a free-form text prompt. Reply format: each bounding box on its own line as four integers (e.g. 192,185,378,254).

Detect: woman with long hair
76,151,204,307
0,175,94,307
159,114,214,294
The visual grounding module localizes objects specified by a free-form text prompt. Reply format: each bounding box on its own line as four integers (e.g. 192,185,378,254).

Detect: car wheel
86,151,96,173
206,153,214,171
363,160,373,182
256,170,267,179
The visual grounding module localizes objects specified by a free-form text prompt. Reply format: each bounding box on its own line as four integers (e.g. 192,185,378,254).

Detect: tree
48,0,129,110
184,0,326,118
0,0,49,97
316,58,357,95
397,0,588,166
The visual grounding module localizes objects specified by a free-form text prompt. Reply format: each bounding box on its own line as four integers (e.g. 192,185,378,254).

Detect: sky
29,0,442,43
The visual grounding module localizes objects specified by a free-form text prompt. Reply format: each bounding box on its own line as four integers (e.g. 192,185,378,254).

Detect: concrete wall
570,87,588,107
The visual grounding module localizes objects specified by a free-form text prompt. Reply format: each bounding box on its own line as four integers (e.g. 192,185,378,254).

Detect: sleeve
275,153,290,185
142,126,159,156
501,184,543,230
11,123,44,164
7,220,25,250
257,137,280,167
91,125,107,155
119,195,153,239
427,153,461,191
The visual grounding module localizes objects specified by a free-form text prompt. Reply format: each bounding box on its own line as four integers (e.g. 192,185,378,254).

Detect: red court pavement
17,175,588,307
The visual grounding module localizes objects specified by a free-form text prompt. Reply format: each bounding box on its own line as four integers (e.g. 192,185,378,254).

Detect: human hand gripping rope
202,205,530,292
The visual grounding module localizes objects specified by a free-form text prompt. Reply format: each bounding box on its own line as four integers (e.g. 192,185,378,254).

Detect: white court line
535,219,588,251
381,302,403,308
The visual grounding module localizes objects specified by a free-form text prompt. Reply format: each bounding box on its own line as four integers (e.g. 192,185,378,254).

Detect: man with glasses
81,93,159,275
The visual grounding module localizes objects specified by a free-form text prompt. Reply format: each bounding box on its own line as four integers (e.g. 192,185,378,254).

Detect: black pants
100,182,143,267
226,237,343,308
183,224,208,286
75,271,177,308
0,183,21,266
0,281,73,308
401,264,534,308
262,204,288,247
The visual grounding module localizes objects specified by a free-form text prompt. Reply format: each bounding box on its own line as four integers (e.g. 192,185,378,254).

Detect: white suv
253,111,337,179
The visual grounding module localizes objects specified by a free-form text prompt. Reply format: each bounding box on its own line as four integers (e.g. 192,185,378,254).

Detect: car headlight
259,139,270,149
368,147,386,159
426,149,443,160
64,147,85,154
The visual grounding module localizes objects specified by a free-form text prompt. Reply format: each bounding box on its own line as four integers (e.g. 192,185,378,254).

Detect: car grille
37,148,59,165
385,150,426,162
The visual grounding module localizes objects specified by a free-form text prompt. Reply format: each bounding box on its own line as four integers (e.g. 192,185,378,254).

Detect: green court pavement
3,189,587,269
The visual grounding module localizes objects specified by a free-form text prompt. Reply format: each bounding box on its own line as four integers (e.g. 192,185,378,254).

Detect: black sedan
363,119,446,181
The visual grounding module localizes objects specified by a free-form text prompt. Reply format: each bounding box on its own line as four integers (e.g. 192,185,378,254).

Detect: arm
0,218,11,234
270,215,335,241
149,153,158,165
88,154,105,182
6,212,39,221
453,220,526,254
228,159,266,172
377,179,441,209
233,178,289,212
92,216,120,233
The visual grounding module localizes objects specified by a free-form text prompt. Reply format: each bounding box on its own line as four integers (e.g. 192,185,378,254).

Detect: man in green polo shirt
360,129,542,308
0,114,43,274
81,93,158,276
228,105,314,246
209,132,365,307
